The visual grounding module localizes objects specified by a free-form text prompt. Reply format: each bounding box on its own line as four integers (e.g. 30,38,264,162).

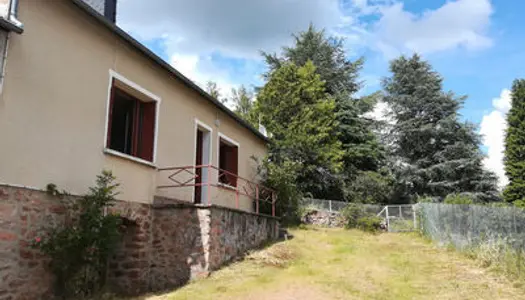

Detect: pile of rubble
301,210,345,227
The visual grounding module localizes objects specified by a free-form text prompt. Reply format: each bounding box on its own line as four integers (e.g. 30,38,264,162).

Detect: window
218,136,238,187
106,79,157,162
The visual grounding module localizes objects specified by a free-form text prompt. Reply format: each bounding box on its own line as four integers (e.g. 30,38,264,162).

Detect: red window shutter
230,146,238,187
138,101,156,162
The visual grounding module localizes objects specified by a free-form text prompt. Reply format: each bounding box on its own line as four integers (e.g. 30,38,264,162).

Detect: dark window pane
106,85,157,163
219,139,238,187
109,89,135,155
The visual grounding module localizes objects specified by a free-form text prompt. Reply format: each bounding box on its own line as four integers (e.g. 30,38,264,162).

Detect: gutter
0,0,24,34
71,0,270,144
0,17,22,33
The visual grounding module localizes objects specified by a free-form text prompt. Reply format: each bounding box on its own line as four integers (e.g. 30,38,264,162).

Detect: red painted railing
157,165,277,217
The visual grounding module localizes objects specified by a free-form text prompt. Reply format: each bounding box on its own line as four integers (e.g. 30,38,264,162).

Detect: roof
70,0,270,143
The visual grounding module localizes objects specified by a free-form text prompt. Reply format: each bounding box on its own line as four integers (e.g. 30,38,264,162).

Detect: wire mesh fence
300,198,383,215
418,203,525,251
377,205,417,232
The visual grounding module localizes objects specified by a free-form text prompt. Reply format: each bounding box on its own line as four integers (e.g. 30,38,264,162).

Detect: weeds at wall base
418,231,525,285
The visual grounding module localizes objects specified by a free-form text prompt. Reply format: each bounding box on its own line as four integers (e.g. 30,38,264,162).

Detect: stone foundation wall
0,185,279,299
209,207,279,270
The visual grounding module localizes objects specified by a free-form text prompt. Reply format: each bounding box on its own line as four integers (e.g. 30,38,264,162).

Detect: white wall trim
195,118,213,133
108,69,161,102
194,119,214,166
193,118,213,204
217,132,240,184
103,148,157,168
218,132,240,148
103,69,161,164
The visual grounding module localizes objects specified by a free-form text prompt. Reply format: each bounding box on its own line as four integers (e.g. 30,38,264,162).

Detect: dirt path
138,228,524,300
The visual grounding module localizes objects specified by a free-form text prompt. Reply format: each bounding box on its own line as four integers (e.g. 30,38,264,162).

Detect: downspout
9,0,23,29
0,31,10,93
0,0,22,93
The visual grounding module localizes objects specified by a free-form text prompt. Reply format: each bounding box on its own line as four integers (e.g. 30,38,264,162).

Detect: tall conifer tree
504,79,525,204
383,55,498,202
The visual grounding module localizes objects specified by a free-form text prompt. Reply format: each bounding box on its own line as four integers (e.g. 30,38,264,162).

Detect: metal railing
157,165,277,217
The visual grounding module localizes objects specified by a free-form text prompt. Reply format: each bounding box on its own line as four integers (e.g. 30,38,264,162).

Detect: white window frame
193,118,213,204
217,132,240,188
103,70,161,167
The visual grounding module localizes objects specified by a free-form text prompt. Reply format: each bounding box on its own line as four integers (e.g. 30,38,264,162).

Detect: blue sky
116,0,521,186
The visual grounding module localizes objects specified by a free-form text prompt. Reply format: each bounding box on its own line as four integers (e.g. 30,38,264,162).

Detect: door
194,129,203,203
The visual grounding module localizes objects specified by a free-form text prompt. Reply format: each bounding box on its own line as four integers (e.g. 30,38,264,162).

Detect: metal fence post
386,206,390,232
413,205,417,230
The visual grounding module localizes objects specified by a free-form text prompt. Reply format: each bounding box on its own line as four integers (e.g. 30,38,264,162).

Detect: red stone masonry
0,185,279,300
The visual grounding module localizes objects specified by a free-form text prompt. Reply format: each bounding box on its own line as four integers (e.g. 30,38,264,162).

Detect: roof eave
70,0,270,144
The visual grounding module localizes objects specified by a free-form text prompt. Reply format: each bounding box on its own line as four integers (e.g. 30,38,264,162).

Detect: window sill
103,148,157,169
217,182,237,191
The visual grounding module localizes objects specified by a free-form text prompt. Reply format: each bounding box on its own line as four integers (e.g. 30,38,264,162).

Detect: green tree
346,170,394,204
206,81,220,98
231,85,255,121
263,24,362,96
382,54,498,202
262,25,384,199
206,81,227,104
255,61,344,198
504,79,525,204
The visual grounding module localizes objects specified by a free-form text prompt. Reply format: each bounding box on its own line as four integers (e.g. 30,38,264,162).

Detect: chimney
82,0,117,23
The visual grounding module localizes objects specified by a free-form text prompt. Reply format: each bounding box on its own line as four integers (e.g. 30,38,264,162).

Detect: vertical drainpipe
0,31,9,94
9,0,23,28
0,0,23,93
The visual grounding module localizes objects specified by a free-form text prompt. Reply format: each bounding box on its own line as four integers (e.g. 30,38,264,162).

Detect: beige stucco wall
0,0,267,211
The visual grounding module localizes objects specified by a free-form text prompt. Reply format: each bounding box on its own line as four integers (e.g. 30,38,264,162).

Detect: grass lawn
134,227,524,300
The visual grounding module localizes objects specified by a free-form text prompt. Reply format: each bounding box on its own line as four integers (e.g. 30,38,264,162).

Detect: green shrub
356,216,383,233
33,171,123,299
417,196,435,203
255,158,303,226
514,199,525,209
444,193,474,205
341,203,366,229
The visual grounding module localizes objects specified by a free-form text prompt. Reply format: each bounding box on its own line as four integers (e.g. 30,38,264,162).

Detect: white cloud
493,89,512,112
117,0,359,106
118,0,345,59
372,0,493,57
170,53,199,79
115,0,496,115
169,54,237,107
480,89,511,187
364,101,392,123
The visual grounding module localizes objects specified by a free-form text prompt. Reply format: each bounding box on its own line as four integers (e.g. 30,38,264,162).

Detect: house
0,0,280,298
0,0,274,214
